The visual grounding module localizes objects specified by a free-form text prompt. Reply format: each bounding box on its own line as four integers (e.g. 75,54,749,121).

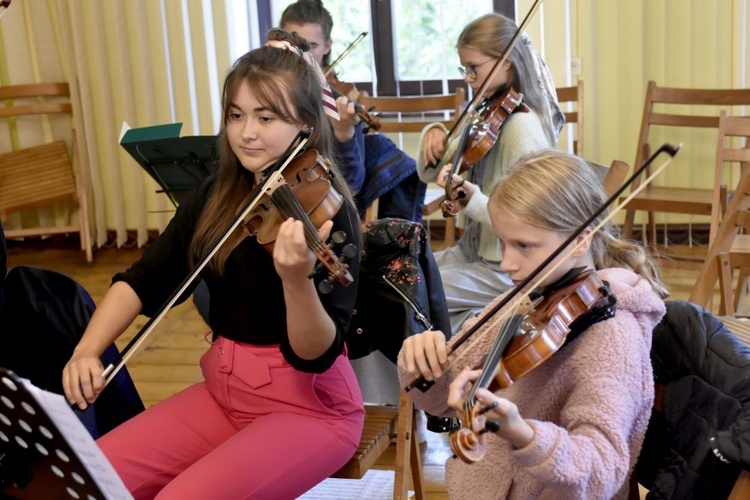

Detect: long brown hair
489,150,669,298
188,29,357,274
458,13,557,145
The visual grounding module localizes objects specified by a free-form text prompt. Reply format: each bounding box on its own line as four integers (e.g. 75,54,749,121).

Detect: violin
327,72,381,133
450,269,615,463
241,147,356,290
440,86,528,217
322,32,381,133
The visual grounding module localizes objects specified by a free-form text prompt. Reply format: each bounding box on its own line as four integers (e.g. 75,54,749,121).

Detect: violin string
432,147,680,379
270,184,322,246
269,182,343,281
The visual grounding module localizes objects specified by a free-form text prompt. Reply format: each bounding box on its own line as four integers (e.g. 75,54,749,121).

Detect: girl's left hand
273,218,333,284
448,368,535,449
436,164,475,205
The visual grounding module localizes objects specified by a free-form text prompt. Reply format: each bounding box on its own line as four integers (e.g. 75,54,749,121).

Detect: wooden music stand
0,368,132,499
120,123,219,207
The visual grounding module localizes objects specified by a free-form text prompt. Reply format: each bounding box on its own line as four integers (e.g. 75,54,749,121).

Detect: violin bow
408,143,682,392
429,0,543,170
99,131,312,387
324,31,368,78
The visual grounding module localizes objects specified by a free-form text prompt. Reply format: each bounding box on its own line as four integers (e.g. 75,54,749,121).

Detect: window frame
256,0,514,96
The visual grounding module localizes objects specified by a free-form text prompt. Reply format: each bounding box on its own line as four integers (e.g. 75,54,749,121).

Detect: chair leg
647,211,657,248
393,389,425,500
622,207,636,240
734,267,750,314
717,252,733,315
445,218,456,247
409,411,426,499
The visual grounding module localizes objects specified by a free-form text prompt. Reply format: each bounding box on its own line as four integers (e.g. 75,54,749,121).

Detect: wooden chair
620,81,750,266
359,89,465,135
0,83,92,262
689,113,750,315
600,159,629,199
331,388,425,499
359,89,466,245
556,81,584,157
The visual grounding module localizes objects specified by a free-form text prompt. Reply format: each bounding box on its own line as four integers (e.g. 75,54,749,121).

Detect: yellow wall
1,0,748,239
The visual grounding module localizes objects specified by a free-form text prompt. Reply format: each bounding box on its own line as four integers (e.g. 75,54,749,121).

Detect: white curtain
0,0,234,249
1,0,749,247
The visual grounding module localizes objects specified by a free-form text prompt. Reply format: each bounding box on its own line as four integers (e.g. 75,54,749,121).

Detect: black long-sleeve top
113,177,361,373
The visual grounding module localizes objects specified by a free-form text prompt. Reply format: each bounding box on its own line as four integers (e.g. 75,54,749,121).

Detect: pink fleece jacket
397,268,666,499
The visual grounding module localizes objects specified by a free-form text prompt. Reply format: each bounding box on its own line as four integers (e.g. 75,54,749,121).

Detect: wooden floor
4,239,712,499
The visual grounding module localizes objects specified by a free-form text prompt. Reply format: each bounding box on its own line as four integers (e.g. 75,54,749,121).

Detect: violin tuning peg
331,230,347,245
342,243,358,260
479,421,501,435
318,279,334,295
308,262,324,280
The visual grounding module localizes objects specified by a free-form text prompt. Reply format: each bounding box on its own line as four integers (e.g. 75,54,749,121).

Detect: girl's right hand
401,330,448,381
62,352,105,410
422,128,448,166
331,95,358,142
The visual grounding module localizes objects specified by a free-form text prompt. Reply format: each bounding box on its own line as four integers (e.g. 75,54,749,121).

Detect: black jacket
637,300,750,499
346,218,450,363
0,266,144,439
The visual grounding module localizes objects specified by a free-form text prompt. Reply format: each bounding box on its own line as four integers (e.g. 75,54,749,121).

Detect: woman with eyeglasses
418,13,564,335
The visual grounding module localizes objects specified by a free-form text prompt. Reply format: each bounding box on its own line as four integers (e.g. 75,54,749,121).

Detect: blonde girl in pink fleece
398,150,668,499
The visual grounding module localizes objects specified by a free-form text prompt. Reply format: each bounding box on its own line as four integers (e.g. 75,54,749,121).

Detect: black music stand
120,123,219,207
0,368,132,499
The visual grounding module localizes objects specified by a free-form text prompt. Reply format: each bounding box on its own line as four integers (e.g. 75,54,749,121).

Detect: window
255,0,512,96
392,0,493,81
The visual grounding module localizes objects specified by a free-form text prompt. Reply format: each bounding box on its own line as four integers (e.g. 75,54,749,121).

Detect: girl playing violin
399,151,668,499
62,29,364,499
419,13,564,335
281,0,427,222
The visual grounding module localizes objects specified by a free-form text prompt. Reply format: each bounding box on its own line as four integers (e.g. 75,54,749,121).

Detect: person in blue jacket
280,0,426,222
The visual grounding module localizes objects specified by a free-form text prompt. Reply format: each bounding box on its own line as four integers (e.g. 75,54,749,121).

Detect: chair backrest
556,81,584,156
634,81,750,179
0,82,92,261
709,112,750,245
589,159,629,199
358,88,466,134
689,113,750,309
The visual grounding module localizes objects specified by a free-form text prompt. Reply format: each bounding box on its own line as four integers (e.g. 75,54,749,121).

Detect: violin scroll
327,74,382,133
450,402,503,463
313,230,358,294
450,403,486,463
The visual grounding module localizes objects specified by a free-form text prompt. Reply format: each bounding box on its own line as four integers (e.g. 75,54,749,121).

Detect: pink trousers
97,337,364,499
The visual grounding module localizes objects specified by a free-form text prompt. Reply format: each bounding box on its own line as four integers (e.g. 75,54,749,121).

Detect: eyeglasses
457,58,495,79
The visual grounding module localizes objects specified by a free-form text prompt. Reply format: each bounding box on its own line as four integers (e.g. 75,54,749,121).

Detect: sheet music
297,469,414,499
22,379,134,500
